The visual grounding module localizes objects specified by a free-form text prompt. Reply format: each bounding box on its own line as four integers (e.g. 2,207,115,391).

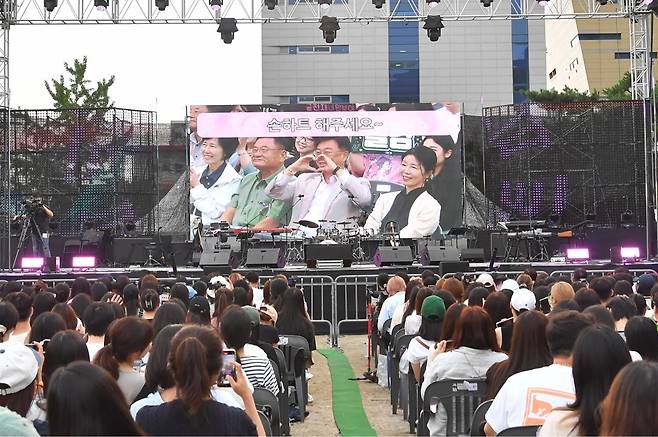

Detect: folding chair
391,334,414,414
273,348,290,435
417,379,487,436
258,410,273,437
469,400,493,437
253,387,281,436
279,335,310,423
496,425,540,436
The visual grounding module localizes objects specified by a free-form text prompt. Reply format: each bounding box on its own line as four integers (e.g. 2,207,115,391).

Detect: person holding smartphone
136,325,264,436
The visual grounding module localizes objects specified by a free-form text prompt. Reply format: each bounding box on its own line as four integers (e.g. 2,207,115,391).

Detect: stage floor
2,259,658,282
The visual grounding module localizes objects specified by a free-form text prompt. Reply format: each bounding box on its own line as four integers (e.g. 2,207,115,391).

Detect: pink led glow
21,257,44,269
566,248,590,260
620,247,640,259
71,256,96,268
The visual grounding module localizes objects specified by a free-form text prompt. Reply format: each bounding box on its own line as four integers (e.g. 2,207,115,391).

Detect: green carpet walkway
319,348,377,437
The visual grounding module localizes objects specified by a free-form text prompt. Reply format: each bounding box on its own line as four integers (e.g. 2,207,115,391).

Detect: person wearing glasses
219,137,293,229
189,137,242,236
265,136,371,235
284,136,317,174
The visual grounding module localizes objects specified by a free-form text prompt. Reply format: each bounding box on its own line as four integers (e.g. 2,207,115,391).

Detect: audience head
233,287,250,307
552,299,580,313
279,287,308,319
69,293,92,320
546,310,593,359
583,304,615,329
636,273,656,296
170,283,190,308
53,283,71,303
515,273,533,290
453,306,498,351
269,278,288,309
28,312,66,344
47,362,142,435
442,278,465,303
71,277,91,298
169,325,224,415
140,289,160,316
624,316,658,361
441,303,465,342
192,281,208,298
90,281,108,302
42,330,90,391
589,277,614,303
83,302,116,337
484,291,513,325
509,288,536,316
418,296,445,342
152,301,187,338
0,342,39,416
31,291,57,323
570,325,631,436
51,303,78,331
606,296,637,323
94,317,153,379
0,302,19,342
144,324,183,393
574,288,600,311
186,296,211,326
122,284,140,317
4,292,33,323
414,287,433,314
220,306,251,351
386,276,406,296
613,280,633,297
599,361,658,436
549,282,575,309
467,287,488,307
434,289,457,309
377,273,390,291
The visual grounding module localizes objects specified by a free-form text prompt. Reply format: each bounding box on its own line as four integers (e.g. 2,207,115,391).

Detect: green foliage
45,56,115,119
601,72,632,100
523,72,634,103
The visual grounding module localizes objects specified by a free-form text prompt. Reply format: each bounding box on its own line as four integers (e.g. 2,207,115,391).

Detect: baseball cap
501,279,520,292
259,304,278,324
476,273,494,288
511,288,536,312
421,296,446,321
637,273,655,290
242,306,260,327
0,343,38,395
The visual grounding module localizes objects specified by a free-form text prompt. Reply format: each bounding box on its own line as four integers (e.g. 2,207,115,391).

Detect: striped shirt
240,355,280,396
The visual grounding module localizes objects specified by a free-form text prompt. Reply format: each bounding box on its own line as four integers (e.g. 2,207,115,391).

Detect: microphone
488,247,497,271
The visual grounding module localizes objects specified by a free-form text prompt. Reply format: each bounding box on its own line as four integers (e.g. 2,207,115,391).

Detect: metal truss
3,0,639,24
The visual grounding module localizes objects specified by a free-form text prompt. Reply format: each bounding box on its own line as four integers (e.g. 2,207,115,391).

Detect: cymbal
296,219,319,229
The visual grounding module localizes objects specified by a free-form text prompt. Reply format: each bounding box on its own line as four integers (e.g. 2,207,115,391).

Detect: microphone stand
286,194,305,263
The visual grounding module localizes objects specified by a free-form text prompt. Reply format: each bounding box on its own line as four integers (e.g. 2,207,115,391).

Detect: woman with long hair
422,306,507,435
152,302,187,338
123,284,140,317
599,361,658,436
211,287,234,328
28,312,66,344
186,296,211,326
486,310,552,399
135,325,263,436
51,303,79,331
405,287,432,335
540,325,631,436
47,362,143,435
94,317,153,404
140,289,160,321
276,287,316,352
439,302,465,347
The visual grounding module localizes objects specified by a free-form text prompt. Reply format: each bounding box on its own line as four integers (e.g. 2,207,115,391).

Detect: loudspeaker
460,248,486,262
373,246,414,267
245,248,285,268
199,249,240,269
439,261,469,276
420,246,460,265
304,243,353,268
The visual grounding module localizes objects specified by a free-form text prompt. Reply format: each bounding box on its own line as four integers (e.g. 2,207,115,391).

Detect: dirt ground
290,334,411,437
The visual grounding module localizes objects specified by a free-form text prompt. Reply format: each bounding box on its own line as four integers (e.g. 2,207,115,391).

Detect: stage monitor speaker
199,249,240,270
460,248,486,262
245,248,285,268
373,246,414,267
304,243,353,268
439,261,469,276
112,237,153,266
420,246,460,265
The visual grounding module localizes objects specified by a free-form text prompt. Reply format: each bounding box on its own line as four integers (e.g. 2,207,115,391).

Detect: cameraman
28,198,54,258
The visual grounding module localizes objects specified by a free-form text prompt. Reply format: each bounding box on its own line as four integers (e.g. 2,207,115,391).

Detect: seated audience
0,302,19,343
606,295,637,338
276,287,317,353
549,282,575,310
4,292,33,344
27,312,66,344
624,316,658,361
495,288,535,352
377,276,406,333
0,342,38,417
405,287,432,335
140,289,160,321
82,302,116,360
152,302,187,337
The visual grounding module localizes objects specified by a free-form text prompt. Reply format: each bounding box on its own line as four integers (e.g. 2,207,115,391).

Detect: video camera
21,197,44,215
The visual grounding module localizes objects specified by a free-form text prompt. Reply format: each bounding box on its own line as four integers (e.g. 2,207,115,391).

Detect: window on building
288,45,349,54
614,51,657,59
289,95,350,104
549,68,557,79
569,58,579,71
578,33,622,40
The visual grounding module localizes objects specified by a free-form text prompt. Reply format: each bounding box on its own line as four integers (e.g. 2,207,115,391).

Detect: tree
45,57,115,116
523,72,634,103
601,72,632,100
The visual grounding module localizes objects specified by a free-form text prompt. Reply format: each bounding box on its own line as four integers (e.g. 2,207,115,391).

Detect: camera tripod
12,214,47,270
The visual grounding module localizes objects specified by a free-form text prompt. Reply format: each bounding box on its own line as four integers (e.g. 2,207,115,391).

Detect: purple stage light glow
620,247,640,259
71,256,96,268
566,248,590,260
21,257,44,269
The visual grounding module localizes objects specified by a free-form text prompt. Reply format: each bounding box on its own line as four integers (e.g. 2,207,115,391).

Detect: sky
10,23,262,122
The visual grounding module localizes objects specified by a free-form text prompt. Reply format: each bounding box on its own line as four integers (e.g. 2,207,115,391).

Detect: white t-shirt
390,302,407,334
404,313,422,335
485,364,576,433
399,336,435,374
130,386,246,419
9,331,28,345
86,342,104,361
252,287,264,307
243,343,267,359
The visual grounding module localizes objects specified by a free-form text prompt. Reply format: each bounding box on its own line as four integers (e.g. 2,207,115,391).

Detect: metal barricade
335,274,379,347
261,275,336,347
550,269,658,278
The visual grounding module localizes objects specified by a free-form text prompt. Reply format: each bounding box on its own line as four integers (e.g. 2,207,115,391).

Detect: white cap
501,278,520,292
0,343,38,395
476,273,494,288
511,288,536,312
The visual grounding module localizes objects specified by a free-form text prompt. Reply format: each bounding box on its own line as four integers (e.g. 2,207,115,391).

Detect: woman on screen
364,146,441,238
422,135,462,231
190,137,242,232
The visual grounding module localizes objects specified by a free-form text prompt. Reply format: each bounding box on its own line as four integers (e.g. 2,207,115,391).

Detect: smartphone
218,349,237,387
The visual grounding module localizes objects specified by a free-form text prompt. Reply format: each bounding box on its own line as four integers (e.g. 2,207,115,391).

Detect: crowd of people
0,271,316,436
374,267,658,436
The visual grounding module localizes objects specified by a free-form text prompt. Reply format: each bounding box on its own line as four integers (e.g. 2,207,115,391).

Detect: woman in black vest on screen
364,146,441,238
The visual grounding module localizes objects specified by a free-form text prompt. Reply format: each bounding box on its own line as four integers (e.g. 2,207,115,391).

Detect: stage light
94,0,108,11
620,247,640,259
481,0,492,6
44,0,57,12
264,0,278,10
427,0,439,7
318,0,332,8
125,221,136,232
372,0,385,8
596,0,607,4
155,0,168,10
621,209,634,228
537,0,548,5
71,256,96,268
319,16,340,43
21,257,44,270
209,0,222,11
423,15,444,42
566,248,590,261
217,18,238,43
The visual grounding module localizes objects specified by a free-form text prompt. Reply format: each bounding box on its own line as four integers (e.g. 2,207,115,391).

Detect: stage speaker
304,243,353,268
420,246,460,265
439,261,469,276
460,248,486,262
245,248,285,268
199,249,240,270
373,246,414,267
